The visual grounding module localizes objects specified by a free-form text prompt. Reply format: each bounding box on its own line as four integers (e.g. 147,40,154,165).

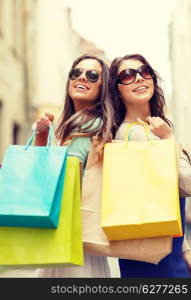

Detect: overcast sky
62,0,178,98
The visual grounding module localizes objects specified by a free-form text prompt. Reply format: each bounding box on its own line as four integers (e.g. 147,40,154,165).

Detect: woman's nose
135,72,144,83
78,71,88,82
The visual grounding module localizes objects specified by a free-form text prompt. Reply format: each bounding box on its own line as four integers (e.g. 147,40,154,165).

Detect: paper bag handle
25,125,57,150
125,122,153,146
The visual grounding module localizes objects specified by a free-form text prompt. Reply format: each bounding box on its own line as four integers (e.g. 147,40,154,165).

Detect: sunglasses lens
117,65,154,84
69,68,99,83
119,69,135,84
69,68,81,80
86,70,99,82
140,65,153,79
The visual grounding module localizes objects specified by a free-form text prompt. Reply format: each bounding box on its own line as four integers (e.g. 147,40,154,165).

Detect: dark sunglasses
117,64,155,85
69,68,100,83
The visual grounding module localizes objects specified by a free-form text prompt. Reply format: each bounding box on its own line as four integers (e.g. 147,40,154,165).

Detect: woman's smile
133,85,149,94
74,83,90,91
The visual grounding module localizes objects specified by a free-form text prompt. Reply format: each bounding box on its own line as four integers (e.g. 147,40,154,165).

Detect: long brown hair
109,53,191,163
55,54,114,149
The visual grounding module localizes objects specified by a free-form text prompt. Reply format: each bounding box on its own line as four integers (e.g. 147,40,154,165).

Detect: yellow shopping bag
0,157,83,267
101,123,182,241
82,141,172,264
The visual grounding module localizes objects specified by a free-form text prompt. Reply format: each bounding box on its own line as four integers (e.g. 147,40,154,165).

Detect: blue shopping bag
0,126,68,228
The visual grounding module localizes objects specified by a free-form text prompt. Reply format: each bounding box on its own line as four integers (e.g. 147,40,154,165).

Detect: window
12,122,20,145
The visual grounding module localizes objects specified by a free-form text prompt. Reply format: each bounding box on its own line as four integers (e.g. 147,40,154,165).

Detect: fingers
145,117,163,131
146,116,163,126
145,116,173,139
146,116,158,125
36,118,50,134
45,112,54,122
137,118,145,126
32,112,54,134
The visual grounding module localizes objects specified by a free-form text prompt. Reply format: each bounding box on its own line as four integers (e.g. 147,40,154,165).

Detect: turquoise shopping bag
0,126,68,228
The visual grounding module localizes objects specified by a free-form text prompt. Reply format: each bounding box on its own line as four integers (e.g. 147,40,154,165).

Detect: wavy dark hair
109,53,191,163
55,54,114,150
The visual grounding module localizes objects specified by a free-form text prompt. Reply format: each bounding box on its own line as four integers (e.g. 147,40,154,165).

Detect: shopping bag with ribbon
0,126,67,228
0,156,83,267
82,140,172,264
101,123,182,241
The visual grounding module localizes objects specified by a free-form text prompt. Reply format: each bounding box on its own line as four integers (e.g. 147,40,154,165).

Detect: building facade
0,0,108,160
169,0,191,245
28,0,109,124
0,0,31,160
169,0,191,149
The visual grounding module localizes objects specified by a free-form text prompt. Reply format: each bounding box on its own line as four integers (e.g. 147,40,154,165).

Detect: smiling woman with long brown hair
33,54,114,278
109,53,191,278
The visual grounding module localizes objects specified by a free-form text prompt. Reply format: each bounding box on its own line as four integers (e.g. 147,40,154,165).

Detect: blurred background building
0,0,27,158
169,0,191,150
169,0,191,244
0,0,108,160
